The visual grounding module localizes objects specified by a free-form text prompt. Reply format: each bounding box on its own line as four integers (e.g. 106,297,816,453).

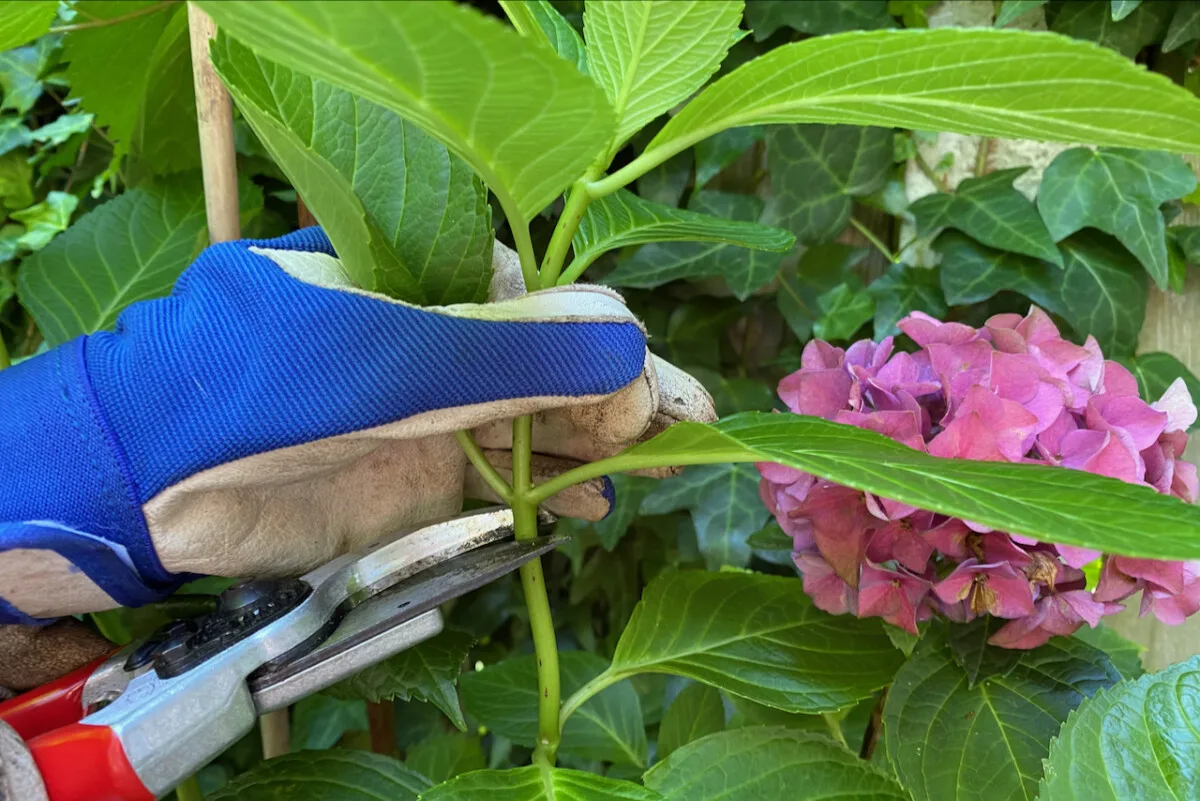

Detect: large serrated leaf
573,411,1200,559
460,650,647,766
407,732,485,784
201,0,614,222
208,751,430,800
645,726,908,800
1040,653,1200,800
17,180,205,347
584,0,743,153
211,35,493,303
569,189,792,281
1057,230,1147,359
0,1,57,52
323,629,473,731
884,628,1119,801
640,28,1200,174
657,683,725,761
420,766,664,801
604,569,902,713
1038,148,1196,289
500,0,587,73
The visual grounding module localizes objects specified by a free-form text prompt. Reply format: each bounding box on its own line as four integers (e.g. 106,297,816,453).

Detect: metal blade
249,535,565,711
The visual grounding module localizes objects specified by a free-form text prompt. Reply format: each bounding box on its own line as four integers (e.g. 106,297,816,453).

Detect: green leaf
777,244,868,341
1164,0,1200,52
945,617,1024,688
10,191,77,251
584,0,743,152
18,180,204,347
1123,352,1200,431
419,766,664,801
910,169,1062,266
639,464,770,570
995,1,1048,26
201,0,614,222
695,127,763,188
599,411,1200,559
884,628,1120,801
603,192,788,299
1058,230,1147,358
1112,0,1143,20
1049,0,1172,57
1172,224,1200,264
500,0,587,72
0,1,57,52
460,650,647,766
745,0,895,40
689,369,777,417
211,36,493,303
867,263,945,339
290,694,367,752
813,282,875,341
323,629,473,731
645,726,907,800
0,41,49,115
746,520,792,552
1038,148,1196,288
30,113,94,148
764,124,892,245
64,2,197,169
884,624,923,657
641,28,1200,171
1039,653,1200,801
0,151,32,210
407,732,485,784
935,230,1065,316
606,569,903,713
208,751,430,800
1072,624,1145,680
570,189,793,281
658,684,726,761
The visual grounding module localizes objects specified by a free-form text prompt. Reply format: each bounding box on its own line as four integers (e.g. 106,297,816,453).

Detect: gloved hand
0,228,714,685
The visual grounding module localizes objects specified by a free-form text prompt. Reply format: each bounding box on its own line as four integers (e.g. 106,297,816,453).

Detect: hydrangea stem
0,337,9,371
539,167,603,288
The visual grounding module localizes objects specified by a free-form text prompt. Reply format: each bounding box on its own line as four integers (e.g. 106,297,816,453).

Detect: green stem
509,216,541,294
559,668,627,729
529,449,745,507
911,141,951,193
540,168,602,288
849,217,896,264
0,336,9,371
975,137,992,177
555,253,598,287
455,430,513,503
511,415,562,766
822,713,849,750
175,775,204,801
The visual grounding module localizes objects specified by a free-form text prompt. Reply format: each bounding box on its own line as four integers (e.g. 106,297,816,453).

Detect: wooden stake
187,2,290,759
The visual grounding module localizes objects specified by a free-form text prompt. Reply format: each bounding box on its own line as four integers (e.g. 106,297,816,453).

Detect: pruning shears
0,507,560,801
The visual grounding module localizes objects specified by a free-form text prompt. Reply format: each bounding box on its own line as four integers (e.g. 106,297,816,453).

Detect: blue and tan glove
0,228,714,633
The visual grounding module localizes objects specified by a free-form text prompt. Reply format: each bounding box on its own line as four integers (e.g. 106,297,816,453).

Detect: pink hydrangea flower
759,306,1200,648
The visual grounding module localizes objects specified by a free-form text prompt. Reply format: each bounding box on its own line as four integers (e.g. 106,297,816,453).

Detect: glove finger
463,449,613,521
0,719,48,801
0,620,112,692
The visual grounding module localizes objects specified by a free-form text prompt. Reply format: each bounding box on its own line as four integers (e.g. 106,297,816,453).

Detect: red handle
0,655,110,741
29,723,153,801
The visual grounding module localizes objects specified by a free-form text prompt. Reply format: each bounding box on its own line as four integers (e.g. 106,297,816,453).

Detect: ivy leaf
910,169,1062,266
688,368,777,416
639,463,770,570
695,126,763,188
603,411,1200,559
1111,0,1143,21
643,28,1200,171
17,180,204,347
813,282,875,341
584,0,743,153
867,263,945,338
29,113,94,148
1048,0,1172,56
10,191,77,252
499,0,587,72
1164,0,1200,52
747,521,793,552
605,569,903,713
407,732,485,784
603,192,789,299
1173,225,1200,264
1058,230,1147,359
323,629,473,731
745,0,895,40
208,751,430,801
570,189,793,281
212,36,493,303
995,1,1048,26
0,152,32,210
777,244,869,341
645,726,907,800
1039,653,1200,800
420,767,664,801
0,1,57,52
1122,352,1200,431
460,650,647,766
884,627,1120,801
0,41,50,115
764,124,892,245
1038,147,1196,288
935,230,1065,315
1072,624,1145,680
657,684,726,761
201,0,614,222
